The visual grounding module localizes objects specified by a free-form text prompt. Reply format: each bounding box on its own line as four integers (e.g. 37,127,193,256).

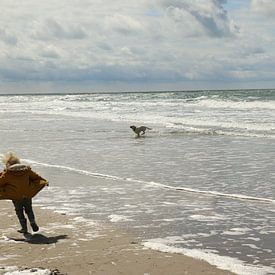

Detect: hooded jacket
0,164,48,201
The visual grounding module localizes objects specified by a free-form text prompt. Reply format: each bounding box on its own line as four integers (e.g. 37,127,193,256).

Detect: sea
0,89,274,275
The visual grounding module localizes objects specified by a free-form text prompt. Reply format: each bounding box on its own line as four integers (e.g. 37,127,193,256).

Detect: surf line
23,158,275,204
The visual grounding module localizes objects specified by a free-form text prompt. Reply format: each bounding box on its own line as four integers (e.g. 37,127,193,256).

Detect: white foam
0,236,23,244
242,244,260,250
246,237,260,241
189,214,226,222
1,93,275,139
22,158,275,205
142,240,275,275
193,98,275,111
222,228,252,236
108,214,133,223
42,223,75,231
223,231,246,236
0,266,51,275
72,217,99,227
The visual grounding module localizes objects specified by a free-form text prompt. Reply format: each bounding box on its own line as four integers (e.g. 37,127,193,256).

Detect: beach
0,0,275,271
0,200,234,275
0,90,274,274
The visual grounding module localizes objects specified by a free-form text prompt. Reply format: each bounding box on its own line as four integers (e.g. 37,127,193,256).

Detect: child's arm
29,169,49,186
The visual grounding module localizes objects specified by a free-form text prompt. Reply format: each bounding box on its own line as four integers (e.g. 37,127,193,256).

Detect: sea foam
142,240,275,275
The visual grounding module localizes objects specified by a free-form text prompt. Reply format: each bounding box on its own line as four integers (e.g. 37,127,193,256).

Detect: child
0,152,48,233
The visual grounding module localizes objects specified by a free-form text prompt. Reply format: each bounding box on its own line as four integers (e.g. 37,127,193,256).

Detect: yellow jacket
0,164,48,201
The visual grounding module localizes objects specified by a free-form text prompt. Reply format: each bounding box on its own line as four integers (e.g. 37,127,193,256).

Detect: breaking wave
24,159,275,204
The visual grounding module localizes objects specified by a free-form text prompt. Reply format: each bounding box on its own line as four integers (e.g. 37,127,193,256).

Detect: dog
130,125,152,137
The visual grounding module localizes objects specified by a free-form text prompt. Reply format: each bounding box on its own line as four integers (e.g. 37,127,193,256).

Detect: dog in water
130,125,152,137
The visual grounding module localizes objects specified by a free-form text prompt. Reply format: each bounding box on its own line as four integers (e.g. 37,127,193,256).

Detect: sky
0,0,275,93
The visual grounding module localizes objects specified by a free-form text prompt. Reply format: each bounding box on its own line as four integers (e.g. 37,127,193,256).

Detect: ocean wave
142,240,275,275
165,124,275,139
192,98,275,110
1,107,274,139
23,159,275,204
1,91,275,140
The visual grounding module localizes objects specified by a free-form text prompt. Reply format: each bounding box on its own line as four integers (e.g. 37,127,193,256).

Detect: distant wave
192,99,275,110
24,159,275,204
1,108,274,139
165,125,275,139
1,92,275,140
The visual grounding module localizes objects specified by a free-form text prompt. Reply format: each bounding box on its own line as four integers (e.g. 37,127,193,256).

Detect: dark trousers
12,198,35,229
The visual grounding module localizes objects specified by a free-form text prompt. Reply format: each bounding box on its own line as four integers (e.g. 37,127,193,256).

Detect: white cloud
0,0,274,92
32,19,87,40
157,0,239,37
104,14,144,35
251,0,275,15
0,28,17,45
38,45,62,59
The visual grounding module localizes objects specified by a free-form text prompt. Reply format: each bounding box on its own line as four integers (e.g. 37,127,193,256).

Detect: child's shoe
30,222,39,232
17,227,28,234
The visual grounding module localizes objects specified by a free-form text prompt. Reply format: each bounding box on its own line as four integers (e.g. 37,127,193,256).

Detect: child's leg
23,198,35,223
23,198,39,232
12,200,28,232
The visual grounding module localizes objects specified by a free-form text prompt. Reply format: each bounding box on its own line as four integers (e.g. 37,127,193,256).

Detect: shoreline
0,200,234,275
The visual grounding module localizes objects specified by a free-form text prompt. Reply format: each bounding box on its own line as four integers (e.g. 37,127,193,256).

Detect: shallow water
0,90,274,274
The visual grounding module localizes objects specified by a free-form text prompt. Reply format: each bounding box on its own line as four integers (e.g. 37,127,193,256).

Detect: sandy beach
0,200,234,275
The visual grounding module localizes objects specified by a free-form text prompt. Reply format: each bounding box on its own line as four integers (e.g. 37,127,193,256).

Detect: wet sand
0,200,234,275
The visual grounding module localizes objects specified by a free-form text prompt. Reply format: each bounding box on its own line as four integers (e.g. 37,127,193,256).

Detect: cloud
0,28,17,45
104,14,144,35
251,0,275,16
32,18,87,40
157,0,239,37
0,0,274,92
38,45,61,59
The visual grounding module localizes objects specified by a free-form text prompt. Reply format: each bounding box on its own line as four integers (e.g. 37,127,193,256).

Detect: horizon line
0,88,274,96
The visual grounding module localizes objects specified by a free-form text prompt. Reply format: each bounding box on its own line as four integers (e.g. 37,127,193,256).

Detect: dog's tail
146,127,152,130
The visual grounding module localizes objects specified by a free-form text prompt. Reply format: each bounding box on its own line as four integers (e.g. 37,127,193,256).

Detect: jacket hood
7,164,30,174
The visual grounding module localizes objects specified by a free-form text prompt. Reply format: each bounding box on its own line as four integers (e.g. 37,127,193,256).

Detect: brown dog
130,125,152,137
